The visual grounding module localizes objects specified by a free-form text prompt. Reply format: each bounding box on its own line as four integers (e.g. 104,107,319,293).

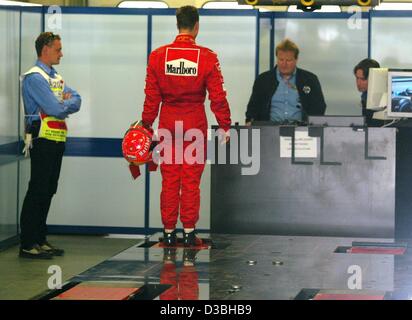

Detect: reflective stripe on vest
24,66,67,142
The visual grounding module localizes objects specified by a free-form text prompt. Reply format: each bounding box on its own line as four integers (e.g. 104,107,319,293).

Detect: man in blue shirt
19,32,81,259
245,39,326,125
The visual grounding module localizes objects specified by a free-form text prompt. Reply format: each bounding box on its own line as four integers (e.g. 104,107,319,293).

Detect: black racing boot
183,230,197,247
163,230,177,246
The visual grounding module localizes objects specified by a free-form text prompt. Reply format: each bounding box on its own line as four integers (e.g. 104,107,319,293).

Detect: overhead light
0,0,41,6
374,2,412,10
203,1,253,9
288,5,341,12
118,1,168,8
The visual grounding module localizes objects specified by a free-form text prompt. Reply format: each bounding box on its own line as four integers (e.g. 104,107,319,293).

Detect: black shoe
163,230,177,246
183,249,198,266
163,248,177,263
183,230,197,247
39,241,65,256
19,245,53,260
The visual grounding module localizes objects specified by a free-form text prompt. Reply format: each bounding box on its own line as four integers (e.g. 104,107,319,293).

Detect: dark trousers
20,138,65,249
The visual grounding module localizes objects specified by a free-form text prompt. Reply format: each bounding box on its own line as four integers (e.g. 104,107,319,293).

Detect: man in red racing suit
141,6,231,247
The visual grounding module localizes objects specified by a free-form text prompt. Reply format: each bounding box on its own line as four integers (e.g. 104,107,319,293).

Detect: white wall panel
20,12,42,75
20,12,42,138
45,14,148,138
259,17,271,73
199,14,257,125
371,17,412,69
0,9,19,242
274,17,368,116
48,157,145,227
0,10,19,145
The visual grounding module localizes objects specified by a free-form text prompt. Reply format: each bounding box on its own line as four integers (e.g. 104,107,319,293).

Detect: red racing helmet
122,121,154,166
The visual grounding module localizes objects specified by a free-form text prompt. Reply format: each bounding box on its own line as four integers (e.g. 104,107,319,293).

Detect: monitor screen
366,68,388,111
387,71,412,118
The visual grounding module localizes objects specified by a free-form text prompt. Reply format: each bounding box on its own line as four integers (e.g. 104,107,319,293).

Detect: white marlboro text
165,48,199,77
166,61,197,75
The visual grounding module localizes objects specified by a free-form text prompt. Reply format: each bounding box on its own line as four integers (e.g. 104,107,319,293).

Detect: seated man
245,38,326,125
353,58,383,127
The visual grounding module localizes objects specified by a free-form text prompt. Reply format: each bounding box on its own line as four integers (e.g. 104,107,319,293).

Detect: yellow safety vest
23,66,68,142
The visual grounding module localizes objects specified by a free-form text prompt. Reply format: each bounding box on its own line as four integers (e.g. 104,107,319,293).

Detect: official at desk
245,39,327,125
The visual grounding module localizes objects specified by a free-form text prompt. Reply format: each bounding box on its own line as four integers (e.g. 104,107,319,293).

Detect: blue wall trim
272,12,369,19
0,6,21,12
259,12,272,19
41,6,45,31
0,141,19,156
270,16,274,70
368,10,372,58
41,6,258,17
0,235,19,252
2,138,126,164
17,10,23,236
0,6,42,13
199,8,258,16
47,225,210,235
144,166,150,233
147,13,152,62
0,138,123,162
0,142,22,167
44,6,167,15
145,14,152,234
371,10,412,18
255,10,259,79
0,141,24,166
64,137,122,157
20,7,42,13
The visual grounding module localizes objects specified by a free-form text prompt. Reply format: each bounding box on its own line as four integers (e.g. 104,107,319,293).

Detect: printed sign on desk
280,130,317,158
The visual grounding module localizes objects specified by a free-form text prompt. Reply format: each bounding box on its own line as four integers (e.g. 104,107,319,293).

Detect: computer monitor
366,68,388,111
387,70,412,118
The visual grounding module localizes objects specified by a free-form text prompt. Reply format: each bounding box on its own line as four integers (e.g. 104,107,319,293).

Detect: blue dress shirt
270,68,302,123
22,60,81,126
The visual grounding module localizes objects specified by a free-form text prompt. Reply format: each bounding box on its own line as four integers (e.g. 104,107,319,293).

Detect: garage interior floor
2,232,412,300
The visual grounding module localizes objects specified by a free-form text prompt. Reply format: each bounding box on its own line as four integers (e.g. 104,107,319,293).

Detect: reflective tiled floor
40,233,412,300
0,235,140,300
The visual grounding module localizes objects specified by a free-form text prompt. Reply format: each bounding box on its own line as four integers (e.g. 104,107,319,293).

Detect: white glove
219,130,230,145
22,133,32,158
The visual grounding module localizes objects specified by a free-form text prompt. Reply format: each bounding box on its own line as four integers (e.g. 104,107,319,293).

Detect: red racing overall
142,34,231,230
